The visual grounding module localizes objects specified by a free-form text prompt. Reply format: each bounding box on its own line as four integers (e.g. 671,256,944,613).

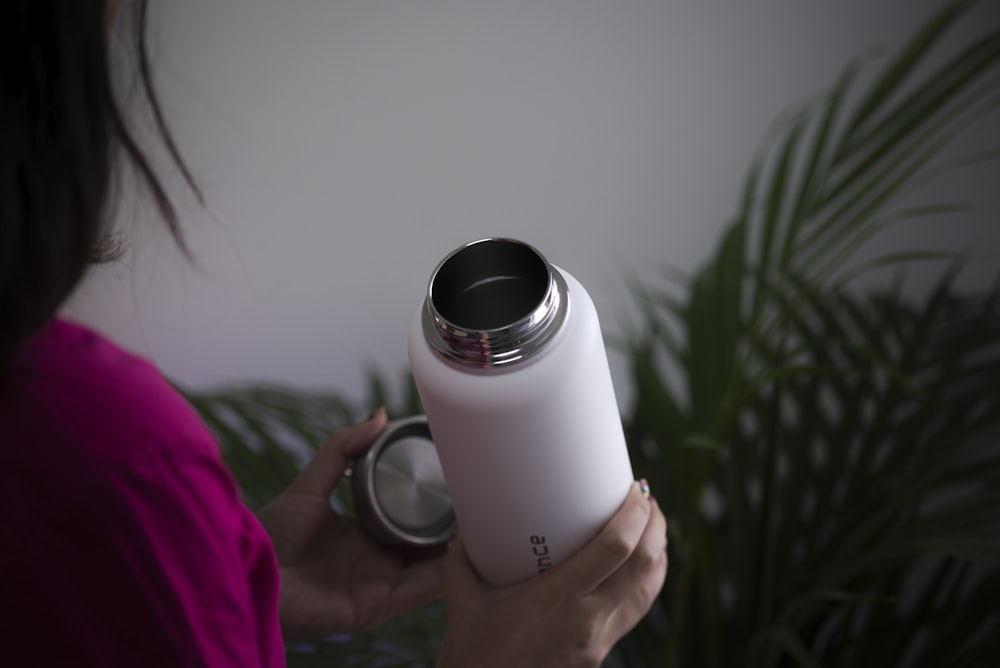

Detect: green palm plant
624,273,1000,667
180,1,1000,665
182,367,423,513
621,0,1000,665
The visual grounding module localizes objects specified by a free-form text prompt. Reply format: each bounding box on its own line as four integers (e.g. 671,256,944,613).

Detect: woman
0,1,668,666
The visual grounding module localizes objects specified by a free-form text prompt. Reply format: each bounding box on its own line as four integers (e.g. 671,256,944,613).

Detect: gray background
64,0,1000,407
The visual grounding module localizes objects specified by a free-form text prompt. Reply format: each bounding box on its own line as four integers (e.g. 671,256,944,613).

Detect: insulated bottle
408,237,634,586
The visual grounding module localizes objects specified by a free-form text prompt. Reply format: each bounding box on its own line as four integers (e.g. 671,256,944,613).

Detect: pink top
0,320,284,666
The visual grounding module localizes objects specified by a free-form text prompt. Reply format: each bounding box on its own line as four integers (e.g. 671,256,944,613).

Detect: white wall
63,0,1000,408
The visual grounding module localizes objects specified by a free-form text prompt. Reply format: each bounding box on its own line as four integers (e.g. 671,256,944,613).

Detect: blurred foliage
181,1,1000,666
620,0,1000,665
183,366,422,513
623,274,1000,667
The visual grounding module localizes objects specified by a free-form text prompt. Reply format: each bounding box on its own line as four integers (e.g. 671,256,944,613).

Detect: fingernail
447,528,460,550
638,478,652,501
361,407,385,424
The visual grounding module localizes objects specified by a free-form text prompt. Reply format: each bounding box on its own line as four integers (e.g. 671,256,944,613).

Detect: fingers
596,500,667,642
389,553,446,617
555,481,652,594
435,492,668,668
289,408,387,497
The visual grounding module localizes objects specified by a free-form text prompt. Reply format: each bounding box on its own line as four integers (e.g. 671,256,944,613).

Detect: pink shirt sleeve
0,320,285,666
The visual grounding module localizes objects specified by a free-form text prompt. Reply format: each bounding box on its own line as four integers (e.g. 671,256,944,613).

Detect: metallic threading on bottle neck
422,238,569,368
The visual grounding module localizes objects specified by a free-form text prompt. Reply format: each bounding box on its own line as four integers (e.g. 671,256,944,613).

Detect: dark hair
0,0,201,374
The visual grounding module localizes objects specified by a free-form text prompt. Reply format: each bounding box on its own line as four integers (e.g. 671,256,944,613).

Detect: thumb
442,537,488,606
289,407,387,497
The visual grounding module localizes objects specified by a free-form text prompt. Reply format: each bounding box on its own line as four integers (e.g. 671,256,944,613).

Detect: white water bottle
408,238,634,586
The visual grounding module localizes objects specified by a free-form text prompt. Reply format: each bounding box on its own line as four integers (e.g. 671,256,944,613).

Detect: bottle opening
423,238,569,368
431,240,549,331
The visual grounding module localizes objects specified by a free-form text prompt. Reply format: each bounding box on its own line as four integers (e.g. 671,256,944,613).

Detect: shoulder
1,321,284,665
8,318,217,463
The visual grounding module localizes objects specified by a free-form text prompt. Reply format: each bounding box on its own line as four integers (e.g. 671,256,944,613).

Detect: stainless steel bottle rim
421,238,569,368
349,415,455,547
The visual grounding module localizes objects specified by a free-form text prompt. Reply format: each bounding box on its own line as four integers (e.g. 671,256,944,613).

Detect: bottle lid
349,415,455,547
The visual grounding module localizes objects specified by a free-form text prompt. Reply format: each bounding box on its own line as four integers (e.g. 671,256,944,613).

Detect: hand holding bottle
436,481,668,668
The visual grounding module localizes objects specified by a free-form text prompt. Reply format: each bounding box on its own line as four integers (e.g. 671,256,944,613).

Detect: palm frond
625,2,1000,666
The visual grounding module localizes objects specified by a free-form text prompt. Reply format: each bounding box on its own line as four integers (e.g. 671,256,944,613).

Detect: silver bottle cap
421,238,569,368
349,415,455,547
